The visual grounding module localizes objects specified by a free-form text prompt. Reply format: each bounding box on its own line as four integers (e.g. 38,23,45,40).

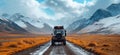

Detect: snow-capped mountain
89,9,112,22
1,13,52,34
39,23,53,34
67,3,120,33
107,3,120,16
0,17,28,33
22,20,52,34
66,19,89,33
1,13,9,19
67,9,112,33
78,15,120,34
9,13,44,28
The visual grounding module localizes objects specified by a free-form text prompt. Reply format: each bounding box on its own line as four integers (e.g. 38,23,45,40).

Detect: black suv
51,26,66,45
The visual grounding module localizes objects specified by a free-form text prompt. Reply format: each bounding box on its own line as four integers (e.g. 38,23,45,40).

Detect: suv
51,26,66,45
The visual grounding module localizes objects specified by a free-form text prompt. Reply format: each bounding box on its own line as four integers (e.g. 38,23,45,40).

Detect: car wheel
63,41,66,45
51,40,55,46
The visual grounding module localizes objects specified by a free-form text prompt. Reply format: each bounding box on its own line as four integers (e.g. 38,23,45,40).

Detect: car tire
63,41,66,45
51,40,55,46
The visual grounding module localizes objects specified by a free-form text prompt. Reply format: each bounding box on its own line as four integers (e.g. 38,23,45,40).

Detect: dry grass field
0,34,51,55
67,34,120,55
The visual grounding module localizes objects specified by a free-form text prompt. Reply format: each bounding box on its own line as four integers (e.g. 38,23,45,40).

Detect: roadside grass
66,34,120,55
0,36,51,55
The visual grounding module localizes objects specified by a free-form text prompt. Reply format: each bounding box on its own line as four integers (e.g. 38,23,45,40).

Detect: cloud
44,0,86,17
113,0,120,3
0,0,42,18
42,0,89,27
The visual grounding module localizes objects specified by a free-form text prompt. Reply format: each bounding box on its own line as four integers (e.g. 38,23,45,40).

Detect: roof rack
54,26,64,29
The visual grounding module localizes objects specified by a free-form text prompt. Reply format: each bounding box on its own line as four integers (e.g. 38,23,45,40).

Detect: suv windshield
54,29,64,35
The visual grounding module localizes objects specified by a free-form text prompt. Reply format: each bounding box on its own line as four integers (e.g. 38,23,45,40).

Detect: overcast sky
0,0,120,28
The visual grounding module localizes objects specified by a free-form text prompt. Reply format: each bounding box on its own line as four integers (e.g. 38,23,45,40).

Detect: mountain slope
78,15,120,34
1,13,53,34
2,13,44,28
22,20,52,34
39,23,52,34
107,3,120,16
89,9,112,22
66,19,90,33
0,17,28,33
67,9,112,33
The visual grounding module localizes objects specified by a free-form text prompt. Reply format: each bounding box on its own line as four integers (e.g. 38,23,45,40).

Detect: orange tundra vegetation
67,34,120,55
0,36,51,55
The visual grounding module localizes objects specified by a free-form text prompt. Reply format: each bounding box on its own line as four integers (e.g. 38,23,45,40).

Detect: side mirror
65,30,66,36
65,30,66,32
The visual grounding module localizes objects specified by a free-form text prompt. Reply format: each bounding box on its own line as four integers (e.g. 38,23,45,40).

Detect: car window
54,29,64,34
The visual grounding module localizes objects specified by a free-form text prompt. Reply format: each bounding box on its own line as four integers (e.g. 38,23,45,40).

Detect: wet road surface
14,42,94,55
31,42,94,55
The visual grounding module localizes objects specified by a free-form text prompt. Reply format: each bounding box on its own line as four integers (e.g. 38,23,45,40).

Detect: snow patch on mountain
67,3,120,33
66,19,87,33
0,13,52,34
66,9,112,33
0,17,28,33
78,15,120,34
9,13,44,28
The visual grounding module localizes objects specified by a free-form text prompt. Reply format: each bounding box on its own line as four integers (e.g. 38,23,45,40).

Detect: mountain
39,23,53,34
1,13,9,18
3,13,43,28
22,20,52,34
66,3,120,33
67,9,112,33
0,17,28,33
107,3,120,16
78,15,120,34
66,19,89,33
89,9,112,22
1,13,52,34
9,13,24,21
